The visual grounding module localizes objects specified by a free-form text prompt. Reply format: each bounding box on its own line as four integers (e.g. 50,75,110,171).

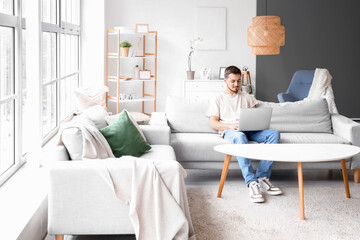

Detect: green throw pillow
100,110,151,158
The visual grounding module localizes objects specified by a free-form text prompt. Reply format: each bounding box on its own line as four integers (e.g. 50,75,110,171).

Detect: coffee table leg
297,162,305,220
340,159,350,198
217,154,232,198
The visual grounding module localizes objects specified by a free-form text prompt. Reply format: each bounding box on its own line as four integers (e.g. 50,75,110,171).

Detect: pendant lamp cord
265,0,267,16
265,0,268,27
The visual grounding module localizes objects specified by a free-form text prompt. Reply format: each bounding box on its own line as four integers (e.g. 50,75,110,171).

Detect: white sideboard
183,80,226,100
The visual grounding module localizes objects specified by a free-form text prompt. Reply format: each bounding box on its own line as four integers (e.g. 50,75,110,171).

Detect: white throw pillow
61,114,96,160
82,105,109,130
105,110,147,141
74,85,108,110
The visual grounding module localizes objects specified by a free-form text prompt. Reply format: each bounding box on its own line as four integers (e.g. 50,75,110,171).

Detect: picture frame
196,7,226,50
219,67,226,79
136,24,149,34
139,70,151,80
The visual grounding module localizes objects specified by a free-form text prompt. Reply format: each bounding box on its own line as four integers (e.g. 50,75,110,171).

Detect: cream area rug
187,184,360,240
46,183,360,240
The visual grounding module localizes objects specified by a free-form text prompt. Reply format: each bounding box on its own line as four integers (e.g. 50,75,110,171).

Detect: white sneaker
248,181,265,203
258,177,282,196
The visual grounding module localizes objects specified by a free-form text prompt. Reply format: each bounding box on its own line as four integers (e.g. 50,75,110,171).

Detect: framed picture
219,67,226,79
139,70,151,80
196,7,226,50
136,24,149,34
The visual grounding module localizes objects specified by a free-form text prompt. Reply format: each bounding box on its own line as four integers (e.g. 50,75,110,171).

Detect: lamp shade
247,16,285,55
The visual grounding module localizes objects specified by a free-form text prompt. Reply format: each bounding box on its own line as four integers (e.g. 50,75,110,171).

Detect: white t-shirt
207,91,259,124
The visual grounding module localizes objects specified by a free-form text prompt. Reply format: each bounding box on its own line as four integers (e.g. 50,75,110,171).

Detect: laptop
237,108,273,131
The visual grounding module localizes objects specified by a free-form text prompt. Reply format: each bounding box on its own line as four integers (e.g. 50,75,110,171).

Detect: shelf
108,31,156,36
108,54,155,59
108,78,155,83
106,27,157,114
108,97,155,103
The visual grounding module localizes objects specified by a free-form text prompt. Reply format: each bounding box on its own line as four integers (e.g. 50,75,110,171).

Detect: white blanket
305,68,338,113
57,119,115,159
96,157,196,240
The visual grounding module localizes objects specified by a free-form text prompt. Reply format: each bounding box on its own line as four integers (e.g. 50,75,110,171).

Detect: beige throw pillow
74,85,108,110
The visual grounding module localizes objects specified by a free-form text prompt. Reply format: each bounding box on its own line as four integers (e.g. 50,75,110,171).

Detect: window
0,27,15,175
0,0,13,15
41,0,80,138
42,32,57,136
0,1,19,181
21,30,29,155
0,0,80,185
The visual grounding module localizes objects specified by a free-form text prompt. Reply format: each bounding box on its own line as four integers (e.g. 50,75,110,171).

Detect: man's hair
224,66,241,79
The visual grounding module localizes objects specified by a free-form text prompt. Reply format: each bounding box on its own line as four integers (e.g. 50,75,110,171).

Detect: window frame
41,0,80,143
0,0,81,186
0,0,26,186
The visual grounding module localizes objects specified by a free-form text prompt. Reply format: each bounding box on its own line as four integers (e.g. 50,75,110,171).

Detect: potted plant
119,41,132,57
187,37,202,80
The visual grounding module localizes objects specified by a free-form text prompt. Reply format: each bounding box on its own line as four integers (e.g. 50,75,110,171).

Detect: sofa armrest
331,113,360,169
139,125,171,145
43,145,70,166
331,113,360,144
141,112,170,145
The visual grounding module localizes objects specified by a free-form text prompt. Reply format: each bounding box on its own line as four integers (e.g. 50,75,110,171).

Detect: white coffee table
214,144,360,220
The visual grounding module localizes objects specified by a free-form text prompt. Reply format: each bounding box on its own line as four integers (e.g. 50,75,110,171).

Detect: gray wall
256,0,360,118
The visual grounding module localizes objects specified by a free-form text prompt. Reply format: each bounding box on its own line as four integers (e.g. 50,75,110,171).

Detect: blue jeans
223,129,280,186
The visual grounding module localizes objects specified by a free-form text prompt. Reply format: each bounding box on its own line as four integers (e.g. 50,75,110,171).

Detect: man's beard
227,85,239,93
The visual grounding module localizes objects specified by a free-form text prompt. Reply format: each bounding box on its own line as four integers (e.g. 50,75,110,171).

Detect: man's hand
228,122,238,130
210,116,239,131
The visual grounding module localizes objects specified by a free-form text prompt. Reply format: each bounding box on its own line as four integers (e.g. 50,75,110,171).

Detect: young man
207,66,282,203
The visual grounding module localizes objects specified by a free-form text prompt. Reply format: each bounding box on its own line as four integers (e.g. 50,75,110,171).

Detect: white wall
103,0,256,111
80,0,106,87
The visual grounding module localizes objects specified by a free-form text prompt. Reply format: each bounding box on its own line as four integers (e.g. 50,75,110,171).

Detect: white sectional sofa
48,97,360,238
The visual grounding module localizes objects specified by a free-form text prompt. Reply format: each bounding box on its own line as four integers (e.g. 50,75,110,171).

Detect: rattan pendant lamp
247,0,285,55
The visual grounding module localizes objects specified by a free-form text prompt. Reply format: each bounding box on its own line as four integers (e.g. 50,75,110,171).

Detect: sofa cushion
258,99,332,133
141,145,176,161
165,96,217,134
171,133,227,161
61,114,97,160
100,110,151,158
279,133,351,144
171,133,258,162
61,105,107,160
61,127,83,160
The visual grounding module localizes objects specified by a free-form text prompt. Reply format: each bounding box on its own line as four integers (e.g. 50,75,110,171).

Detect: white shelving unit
106,29,157,114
